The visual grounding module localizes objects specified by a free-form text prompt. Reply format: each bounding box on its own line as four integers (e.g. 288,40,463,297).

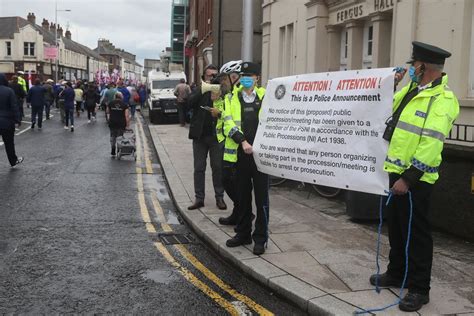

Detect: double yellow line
134,117,273,316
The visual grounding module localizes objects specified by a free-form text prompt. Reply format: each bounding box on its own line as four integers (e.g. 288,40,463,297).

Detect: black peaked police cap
407,41,451,65
240,62,261,76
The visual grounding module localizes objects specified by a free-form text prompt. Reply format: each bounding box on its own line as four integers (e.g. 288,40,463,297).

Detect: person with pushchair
106,92,130,157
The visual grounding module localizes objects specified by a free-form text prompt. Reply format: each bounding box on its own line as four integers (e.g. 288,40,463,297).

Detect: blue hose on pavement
354,190,414,315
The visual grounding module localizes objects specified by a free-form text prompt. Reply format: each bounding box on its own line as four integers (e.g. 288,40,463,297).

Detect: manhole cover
158,233,195,245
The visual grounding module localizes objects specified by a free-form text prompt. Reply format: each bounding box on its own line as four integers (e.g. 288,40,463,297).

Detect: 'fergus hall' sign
335,0,395,24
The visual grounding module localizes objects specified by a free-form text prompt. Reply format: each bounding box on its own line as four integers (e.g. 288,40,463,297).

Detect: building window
340,30,348,71
286,23,294,75
6,41,11,56
367,26,373,56
363,23,373,69
24,42,35,56
109,56,113,63
344,31,348,58
278,26,285,76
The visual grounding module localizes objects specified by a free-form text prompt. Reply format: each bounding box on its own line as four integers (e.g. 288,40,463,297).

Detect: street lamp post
55,1,71,82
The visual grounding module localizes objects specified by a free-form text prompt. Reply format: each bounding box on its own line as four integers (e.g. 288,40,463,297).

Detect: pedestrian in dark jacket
43,79,55,120
84,84,100,123
26,79,46,129
138,85,147,109
106,92,130,157
187,64,226,211
60,81,75,132
0,73,23,167
9,76,26,121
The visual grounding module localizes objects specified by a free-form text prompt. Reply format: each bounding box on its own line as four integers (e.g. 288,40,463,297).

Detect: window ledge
458,98,474,108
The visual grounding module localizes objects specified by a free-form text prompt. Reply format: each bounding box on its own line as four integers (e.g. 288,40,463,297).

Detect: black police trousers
386,173,434,295
222,160,240,221
0,128,18,166
234,149,269,244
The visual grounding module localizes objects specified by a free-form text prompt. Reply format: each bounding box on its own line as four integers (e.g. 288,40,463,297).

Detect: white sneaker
64,126,69,130
88,120,91,123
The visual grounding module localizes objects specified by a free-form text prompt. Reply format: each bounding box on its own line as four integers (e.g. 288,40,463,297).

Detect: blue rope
263,177,270,248
354,190,414,315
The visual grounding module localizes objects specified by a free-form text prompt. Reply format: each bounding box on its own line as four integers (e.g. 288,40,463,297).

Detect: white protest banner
253,68,394,196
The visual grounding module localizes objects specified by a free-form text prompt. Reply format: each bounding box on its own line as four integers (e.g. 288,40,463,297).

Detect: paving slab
324,260,390,292
418,282,474,315
308,294,361,316
334,289,418,315
262,251,350,293
268,274,326,312
240,258,287,285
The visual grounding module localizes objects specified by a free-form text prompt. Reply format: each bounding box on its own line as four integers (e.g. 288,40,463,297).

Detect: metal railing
447,124,474,143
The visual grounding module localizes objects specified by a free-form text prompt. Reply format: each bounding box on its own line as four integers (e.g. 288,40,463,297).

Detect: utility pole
55,0,71,82
55,0,58,82
241,0,253,62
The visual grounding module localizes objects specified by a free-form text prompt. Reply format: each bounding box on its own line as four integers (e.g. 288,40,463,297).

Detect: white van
147,70,186,124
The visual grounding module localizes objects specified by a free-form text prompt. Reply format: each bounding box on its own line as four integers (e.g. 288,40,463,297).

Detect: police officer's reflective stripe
224,148,237,155
396,121,422,135
411,158,439,173
224,115,233,121
385,157,408,168
422,129,445,141
228,126,239,137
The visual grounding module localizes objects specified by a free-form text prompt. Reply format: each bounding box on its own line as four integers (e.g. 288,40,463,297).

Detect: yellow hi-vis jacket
214,97,226,143
223,86,266,163
18,76,27,93
384,74,459,184
215,85,240,143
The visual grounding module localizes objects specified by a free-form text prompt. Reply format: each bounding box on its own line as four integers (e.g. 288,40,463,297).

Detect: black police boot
253,243,265,255
369,272,406,288
226,235,252,248
216,198,227,210
219,215,237,226
399,292,429,312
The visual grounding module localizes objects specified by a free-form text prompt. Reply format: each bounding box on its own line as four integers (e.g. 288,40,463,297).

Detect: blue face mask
409,65,422,83
240,76,254,89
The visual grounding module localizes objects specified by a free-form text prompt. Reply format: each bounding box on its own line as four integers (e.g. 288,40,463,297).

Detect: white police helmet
220,60,242,74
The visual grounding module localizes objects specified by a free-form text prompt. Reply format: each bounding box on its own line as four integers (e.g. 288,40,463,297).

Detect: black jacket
0,73,20,129
9,82,25,100
188,87,216,140
27,85,46,108
84,88,100,108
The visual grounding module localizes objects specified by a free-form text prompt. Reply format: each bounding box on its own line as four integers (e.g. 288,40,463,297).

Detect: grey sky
0,0,172,65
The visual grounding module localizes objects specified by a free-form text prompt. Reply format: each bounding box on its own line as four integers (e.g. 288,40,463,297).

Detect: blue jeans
65,107,74,126
130,104,136,118
31,105,44,128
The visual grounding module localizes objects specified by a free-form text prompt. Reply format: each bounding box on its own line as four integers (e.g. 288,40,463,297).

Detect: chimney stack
57,25,63,37
41,18,49,29
27,13,36,24
65,30,71,39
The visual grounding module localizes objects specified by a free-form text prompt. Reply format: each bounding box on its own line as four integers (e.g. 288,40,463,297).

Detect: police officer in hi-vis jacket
371,41,459,312
223,62,269,255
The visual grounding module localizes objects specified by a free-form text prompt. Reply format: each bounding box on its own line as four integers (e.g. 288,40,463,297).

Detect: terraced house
0,13,108,81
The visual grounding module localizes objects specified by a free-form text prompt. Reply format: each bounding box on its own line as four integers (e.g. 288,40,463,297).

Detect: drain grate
158,233,194,245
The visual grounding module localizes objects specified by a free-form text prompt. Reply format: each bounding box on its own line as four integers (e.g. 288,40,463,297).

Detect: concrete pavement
149,124,474,315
